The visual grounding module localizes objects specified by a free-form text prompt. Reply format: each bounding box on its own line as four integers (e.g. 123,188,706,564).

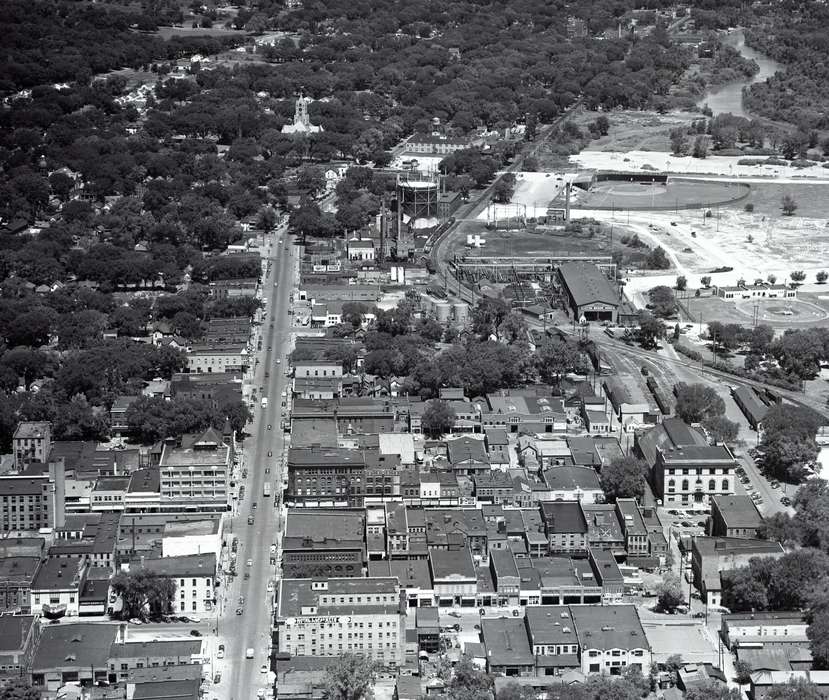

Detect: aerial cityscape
2,1,829,700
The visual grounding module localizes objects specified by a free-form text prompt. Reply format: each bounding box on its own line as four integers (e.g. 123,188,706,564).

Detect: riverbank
696,29,782,118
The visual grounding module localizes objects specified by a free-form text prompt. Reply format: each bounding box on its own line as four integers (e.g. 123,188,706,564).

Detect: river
698,29,782,118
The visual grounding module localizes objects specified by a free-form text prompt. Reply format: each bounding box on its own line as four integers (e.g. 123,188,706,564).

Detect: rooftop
163,519,221,538
32,557,84,591
13,421,50,440
128,468,161,494
558,262,618,308
32,623,119,670
569,605,648,650
711,495,764,530
285,509,364,543
481,617,533,666
542,466,601,491
132,553,216,578
540,501,588,535
429,548,476,581
278,577,400,618
0,614,35,652
525,606,577,646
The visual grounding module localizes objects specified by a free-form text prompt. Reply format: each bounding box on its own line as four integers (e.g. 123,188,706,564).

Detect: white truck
261,397,268,408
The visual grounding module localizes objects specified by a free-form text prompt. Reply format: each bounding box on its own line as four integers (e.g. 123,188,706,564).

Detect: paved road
219,226,297,700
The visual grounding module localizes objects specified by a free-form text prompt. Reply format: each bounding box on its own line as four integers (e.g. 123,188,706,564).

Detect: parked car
781,496,792,506
189,630,201,637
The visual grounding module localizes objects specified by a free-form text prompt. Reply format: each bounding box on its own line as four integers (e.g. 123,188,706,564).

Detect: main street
218,225,298,700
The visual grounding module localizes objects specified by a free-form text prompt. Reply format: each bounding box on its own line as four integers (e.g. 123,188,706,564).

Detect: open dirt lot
573,109,700,153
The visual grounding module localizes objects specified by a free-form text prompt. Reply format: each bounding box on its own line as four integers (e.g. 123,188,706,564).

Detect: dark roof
732,387,770,425
131,679,200,700
128,468,160,493
481,617,533,666
0,476,46,496
446,437,489,465
525,606,577,646
711,495,764,530
570,605,648,650
32,557,84,591
541,502,588,534
542,466,601,491
32,623,119,670
278,577,400,618
133,554,216,578
429,548,476,581
558,262,618,308
0,615,35,652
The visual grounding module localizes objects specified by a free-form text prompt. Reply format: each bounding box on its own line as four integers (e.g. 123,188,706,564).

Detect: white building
158,428,231,512
130,553,217,614
281,95,323,135
293,361,343,379
570,605,651,676
276,577,405,666
186,344,249,374
30,557,87,617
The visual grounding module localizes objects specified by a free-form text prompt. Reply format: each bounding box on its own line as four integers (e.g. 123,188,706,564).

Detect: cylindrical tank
435,301,451,323
453,302,470,324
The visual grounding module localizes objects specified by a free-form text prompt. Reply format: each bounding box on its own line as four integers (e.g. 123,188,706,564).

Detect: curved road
220,226,297,700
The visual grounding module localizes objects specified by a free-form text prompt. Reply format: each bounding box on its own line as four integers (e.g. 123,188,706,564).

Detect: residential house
13,421,52,470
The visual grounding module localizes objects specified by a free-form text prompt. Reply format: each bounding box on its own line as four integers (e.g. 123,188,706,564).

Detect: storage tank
434,300,452,323
453,302,470,325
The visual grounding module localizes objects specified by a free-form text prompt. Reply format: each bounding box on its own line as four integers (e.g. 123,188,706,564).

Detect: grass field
573,178,748,211
446,222,661,271
742,182,829,218
677,290,829,328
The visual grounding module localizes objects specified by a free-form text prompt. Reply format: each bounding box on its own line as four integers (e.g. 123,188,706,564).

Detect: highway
219,225,297,700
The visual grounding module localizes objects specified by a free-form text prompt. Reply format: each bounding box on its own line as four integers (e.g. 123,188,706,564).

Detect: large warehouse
558,262,619,323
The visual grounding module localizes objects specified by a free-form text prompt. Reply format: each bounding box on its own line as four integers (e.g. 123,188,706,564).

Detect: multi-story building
615,499,649,557
524,606,580,678
720,611,808,650
130,553,216,614
0,614,39,679
275,577,405,666
569,605,651,676
13,421,52,470
636,418,736,510
490,550,520,606
0,460,66,533
30,556,88,617
282,510,365,578
286,447,367,507
186,343,249,374
385,502,409,558
293,361,343,380
0,556,40,612
158,428,231,512
540,502,588,555
107,639,204,682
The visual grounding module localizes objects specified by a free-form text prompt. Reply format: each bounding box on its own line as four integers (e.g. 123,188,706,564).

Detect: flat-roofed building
525,605,580,677
158,428,230,512
0,556,40,613
721,611,808,651
282,509,365,578
276,577,405,666
0,614,39,678
30,622,121,690
0,460,66,532
130,553,216,615
13,421,52,470
569,605,651,676
710,495,764,539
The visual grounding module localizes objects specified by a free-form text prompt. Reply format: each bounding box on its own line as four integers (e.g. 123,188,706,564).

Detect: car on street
265,467,270,474
270,545,277,554
680,521,692,527
264,371,269,378
244,572,250,580
252,502,257,509
247,558,253,567
246,648,255,659
267,424,272,430
214,673,221,684
257,690,265,699
448,611,461,618
236,608,243,615
781,496,792,506
129,618,142,625
770,480,780,488
189,630,201,637
239,596,245,605
267,581,274,592
268,451,272,457
260,665,268,674
248,516,254,524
